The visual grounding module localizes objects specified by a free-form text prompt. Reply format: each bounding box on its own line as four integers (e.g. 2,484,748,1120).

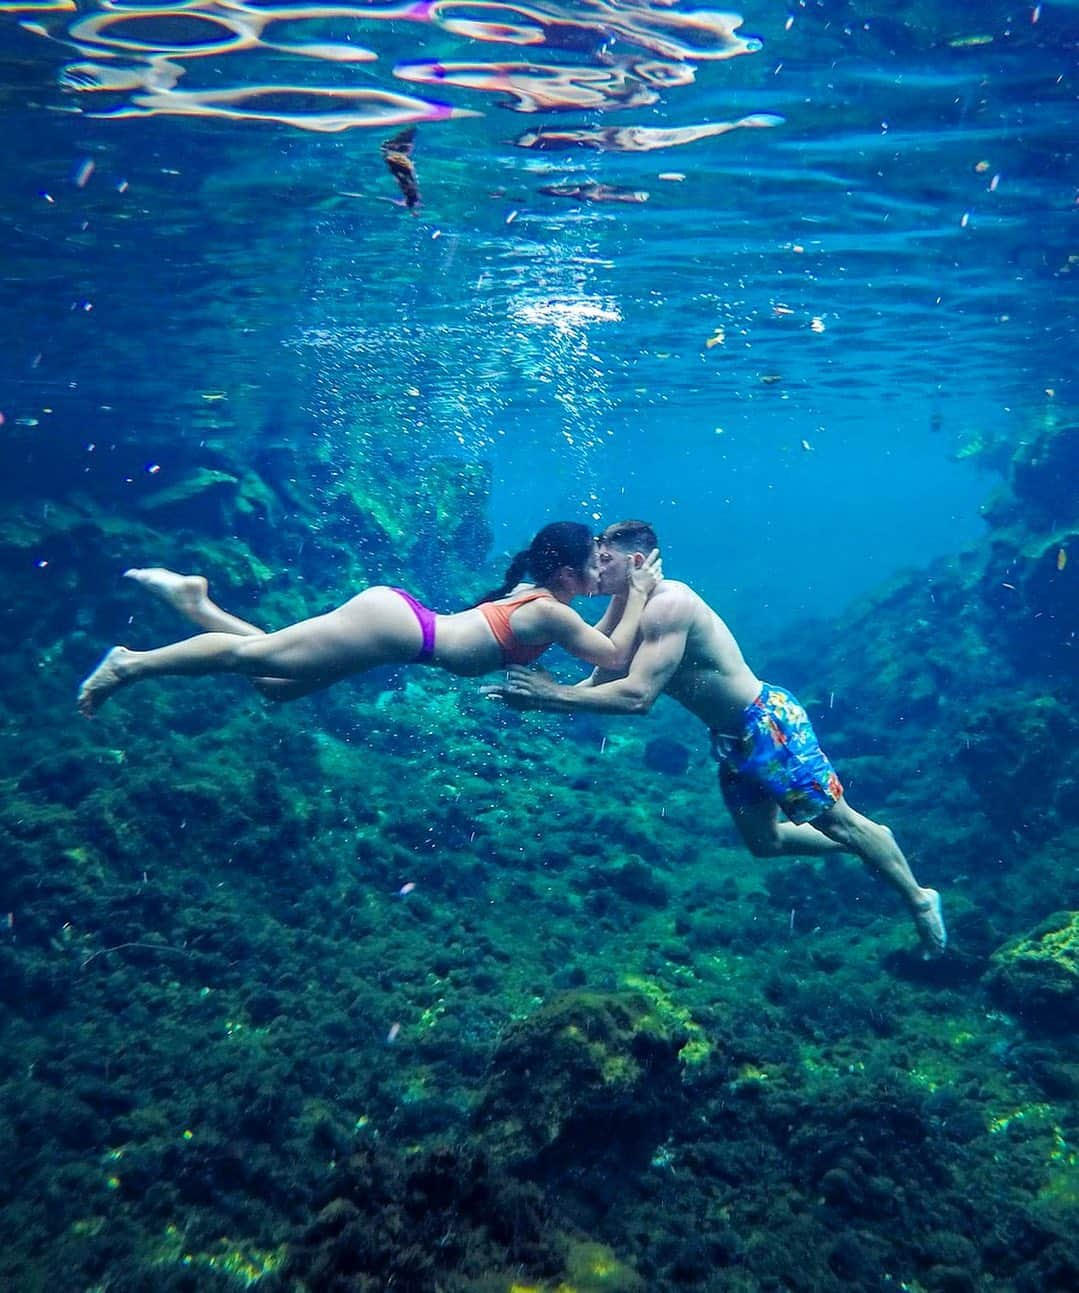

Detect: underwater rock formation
979,417,1077,673
473,990,687,1176
986,910,1079,1030
281,1144,562,1290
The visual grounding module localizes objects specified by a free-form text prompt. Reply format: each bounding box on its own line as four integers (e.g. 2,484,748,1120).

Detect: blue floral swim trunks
711,682,844,825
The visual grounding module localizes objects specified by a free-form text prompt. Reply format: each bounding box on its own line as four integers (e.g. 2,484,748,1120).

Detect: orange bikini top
478,589,556,666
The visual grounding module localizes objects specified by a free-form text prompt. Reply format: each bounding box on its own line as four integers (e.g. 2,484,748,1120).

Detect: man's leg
727,797,846,858
811,797,946,955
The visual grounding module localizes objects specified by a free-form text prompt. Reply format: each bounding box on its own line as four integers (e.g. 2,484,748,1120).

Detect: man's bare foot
78,646,135,717
912,888,947,957
124,568,208,618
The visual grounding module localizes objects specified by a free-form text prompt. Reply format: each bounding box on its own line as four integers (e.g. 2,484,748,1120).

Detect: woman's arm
592,592,626,639
541,550,661,670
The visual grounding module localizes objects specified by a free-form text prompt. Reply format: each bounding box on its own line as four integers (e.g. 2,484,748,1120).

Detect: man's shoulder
644,579,699,627
652,579,700,606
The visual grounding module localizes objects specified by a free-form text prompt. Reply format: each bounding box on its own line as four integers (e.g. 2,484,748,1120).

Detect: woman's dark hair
475,521,595,605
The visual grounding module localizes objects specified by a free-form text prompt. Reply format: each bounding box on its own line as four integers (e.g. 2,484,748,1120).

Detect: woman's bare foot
912,888,947,958
124,568,208,617
78,646,135,717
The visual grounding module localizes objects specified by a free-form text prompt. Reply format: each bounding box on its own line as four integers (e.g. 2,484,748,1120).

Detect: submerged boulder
986,910,1079,1030
473,990,686,1175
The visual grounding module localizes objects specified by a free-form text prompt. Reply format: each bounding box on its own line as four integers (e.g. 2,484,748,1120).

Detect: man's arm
489,597,690,715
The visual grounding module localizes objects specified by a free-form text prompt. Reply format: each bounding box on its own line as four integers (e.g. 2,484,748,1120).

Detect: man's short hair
600,519,658,553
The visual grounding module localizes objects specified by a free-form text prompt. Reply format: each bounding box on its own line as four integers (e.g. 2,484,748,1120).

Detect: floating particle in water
950,34,994,47
386,1022,401,1044
800,439,813,452
705,327,725,348
397,881,416,896
1058,549,1068,572
975,160,991,172
810,316,826,333
658,172,685,182
989,172,1001,191
960,210,971,228
505,209,518,223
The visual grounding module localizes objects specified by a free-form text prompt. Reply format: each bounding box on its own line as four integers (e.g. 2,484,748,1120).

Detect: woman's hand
628,548,663,598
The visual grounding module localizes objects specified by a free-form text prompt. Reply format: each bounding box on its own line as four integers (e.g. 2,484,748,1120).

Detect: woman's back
434,586,557,676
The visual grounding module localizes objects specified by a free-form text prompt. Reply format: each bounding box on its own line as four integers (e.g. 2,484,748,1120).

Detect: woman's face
578,546,602,595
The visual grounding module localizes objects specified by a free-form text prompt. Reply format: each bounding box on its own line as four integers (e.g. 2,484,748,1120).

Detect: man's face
597,543,633,595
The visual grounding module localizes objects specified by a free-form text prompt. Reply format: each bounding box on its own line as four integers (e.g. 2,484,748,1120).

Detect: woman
77,522,661,716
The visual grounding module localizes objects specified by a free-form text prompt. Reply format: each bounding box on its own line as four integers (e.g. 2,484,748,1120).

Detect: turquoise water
2,2,1072,633
1,3,1077,1290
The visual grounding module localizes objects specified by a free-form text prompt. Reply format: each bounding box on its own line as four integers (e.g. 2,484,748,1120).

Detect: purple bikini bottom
390,588,436,663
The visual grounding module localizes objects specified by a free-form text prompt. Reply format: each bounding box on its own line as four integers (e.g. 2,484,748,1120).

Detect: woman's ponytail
472,521,593,607
473,548,531,607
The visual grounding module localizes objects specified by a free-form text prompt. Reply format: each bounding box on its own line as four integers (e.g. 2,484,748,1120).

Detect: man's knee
815,816,854,848
814,803,882,852
741,829,785,859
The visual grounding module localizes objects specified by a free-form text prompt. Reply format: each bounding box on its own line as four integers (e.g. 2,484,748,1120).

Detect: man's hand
481,665,561,711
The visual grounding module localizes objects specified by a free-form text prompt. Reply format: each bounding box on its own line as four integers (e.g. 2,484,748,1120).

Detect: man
485,520,946,956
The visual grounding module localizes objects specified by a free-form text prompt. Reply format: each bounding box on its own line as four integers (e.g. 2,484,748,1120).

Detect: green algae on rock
473,991,687,1174
987,911,1079,1029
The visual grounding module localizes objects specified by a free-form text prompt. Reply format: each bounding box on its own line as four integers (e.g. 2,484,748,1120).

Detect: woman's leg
124,567,318,701
124,568,264,637
78,588,423,716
